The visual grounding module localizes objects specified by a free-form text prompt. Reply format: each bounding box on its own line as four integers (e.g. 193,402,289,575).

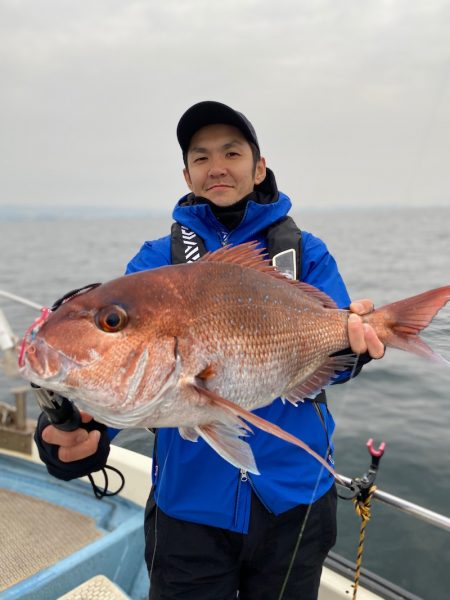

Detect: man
36,101,384,600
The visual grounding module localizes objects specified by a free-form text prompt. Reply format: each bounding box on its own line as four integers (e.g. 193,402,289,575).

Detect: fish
19,243,450,476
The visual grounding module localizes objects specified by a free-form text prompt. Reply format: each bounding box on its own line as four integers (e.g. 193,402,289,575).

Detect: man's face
183,124,266,207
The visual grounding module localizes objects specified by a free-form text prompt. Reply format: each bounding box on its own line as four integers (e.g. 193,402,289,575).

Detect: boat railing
338,475,450,533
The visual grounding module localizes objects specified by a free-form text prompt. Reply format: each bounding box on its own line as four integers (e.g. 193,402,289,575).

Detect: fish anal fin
179,426,199,442
192,384,341,481
200,242,337,308
284,355,356,404
195,422,259,475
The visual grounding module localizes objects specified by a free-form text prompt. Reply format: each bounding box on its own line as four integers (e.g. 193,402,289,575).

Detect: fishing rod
0,290,42,311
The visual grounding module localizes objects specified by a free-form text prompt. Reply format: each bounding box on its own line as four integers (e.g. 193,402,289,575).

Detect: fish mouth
20,337,97,387
21,336,182,430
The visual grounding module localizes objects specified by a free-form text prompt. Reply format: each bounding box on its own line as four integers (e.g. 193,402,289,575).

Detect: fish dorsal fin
292,281,338,309
200,241,272,270
200,242,337,309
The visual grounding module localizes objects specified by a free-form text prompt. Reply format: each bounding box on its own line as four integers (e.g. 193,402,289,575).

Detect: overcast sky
1,0,449,214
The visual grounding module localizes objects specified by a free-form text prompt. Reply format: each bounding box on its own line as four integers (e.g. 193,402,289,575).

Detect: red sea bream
20,243,450,475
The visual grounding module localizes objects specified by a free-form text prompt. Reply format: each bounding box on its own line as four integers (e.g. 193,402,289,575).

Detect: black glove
34,411,111,481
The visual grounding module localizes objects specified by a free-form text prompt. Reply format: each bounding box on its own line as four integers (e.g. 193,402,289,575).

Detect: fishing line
146,432,175,582
278,351,362,599
277,460,325,600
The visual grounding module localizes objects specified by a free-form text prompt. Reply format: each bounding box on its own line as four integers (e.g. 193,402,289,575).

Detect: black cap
177,101,260,155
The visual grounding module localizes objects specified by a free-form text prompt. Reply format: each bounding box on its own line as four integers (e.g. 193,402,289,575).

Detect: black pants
144,485,337,600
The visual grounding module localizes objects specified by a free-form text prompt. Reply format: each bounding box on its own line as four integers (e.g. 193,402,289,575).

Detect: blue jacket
124,191,351,533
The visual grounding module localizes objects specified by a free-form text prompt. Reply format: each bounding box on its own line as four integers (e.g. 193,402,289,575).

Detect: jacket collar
172,169,292,246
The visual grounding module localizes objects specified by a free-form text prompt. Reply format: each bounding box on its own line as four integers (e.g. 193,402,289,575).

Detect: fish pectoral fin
192,384,340,481
195,422,259,475
284,354,357,405
196,363,217,381
178,426,199,442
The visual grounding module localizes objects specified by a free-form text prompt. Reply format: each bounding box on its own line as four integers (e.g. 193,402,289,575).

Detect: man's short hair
177,101,260,168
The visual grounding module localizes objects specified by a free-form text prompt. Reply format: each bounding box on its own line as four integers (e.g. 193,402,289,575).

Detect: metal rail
339,475,450,533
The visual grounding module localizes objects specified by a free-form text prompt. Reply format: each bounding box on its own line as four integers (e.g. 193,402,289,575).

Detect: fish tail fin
370,285,450,364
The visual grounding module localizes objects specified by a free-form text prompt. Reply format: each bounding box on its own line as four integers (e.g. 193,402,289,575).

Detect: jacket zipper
233,468,248,528
243,469,274,514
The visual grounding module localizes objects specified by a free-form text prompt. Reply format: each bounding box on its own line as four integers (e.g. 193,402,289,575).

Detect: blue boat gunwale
1,452,142,531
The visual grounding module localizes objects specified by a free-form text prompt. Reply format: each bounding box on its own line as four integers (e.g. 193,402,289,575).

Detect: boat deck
0,452,149,600
0,488,100,591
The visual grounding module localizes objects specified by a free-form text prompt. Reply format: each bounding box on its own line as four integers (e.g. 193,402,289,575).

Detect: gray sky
1,0,449,214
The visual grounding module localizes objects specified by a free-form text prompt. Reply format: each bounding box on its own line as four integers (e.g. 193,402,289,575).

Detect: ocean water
0,207,449,599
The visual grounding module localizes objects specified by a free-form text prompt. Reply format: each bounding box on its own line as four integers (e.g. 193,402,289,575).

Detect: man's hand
348,299,385,359
41,411,101,462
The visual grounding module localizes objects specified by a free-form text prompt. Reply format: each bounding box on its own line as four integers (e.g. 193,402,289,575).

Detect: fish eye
95,305,129,333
